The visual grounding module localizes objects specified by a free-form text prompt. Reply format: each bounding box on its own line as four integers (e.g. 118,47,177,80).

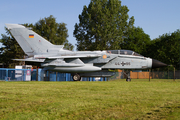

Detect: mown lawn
0,79,180,120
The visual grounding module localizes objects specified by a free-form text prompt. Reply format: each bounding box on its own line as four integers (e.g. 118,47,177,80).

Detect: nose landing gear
123,71,131,82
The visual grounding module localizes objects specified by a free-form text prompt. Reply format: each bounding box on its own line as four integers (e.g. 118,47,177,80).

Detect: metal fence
109,70,180,80
0,68,39,81
0,68,179,81
151,71,180,79
0,68,107,81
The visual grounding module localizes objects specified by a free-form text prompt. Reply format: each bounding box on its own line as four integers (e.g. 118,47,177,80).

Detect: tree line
0,0,179,69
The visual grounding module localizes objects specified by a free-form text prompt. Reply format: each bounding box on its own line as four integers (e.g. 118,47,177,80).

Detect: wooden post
168,67,169,79
149,69,151,82
137,72,139,79
174,67,175,81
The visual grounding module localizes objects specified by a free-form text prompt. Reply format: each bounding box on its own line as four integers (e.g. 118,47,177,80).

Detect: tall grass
0,79,180,119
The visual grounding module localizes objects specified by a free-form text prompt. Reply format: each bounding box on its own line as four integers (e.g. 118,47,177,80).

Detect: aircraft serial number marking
115,62,130,66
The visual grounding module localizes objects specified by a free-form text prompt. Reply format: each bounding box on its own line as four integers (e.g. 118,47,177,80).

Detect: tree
146,30,180,69
121,27,151,56
29,15,74,50
74,0,134,51
0,29,25,68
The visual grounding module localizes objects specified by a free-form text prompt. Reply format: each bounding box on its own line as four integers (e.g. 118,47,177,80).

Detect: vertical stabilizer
5,24,63,56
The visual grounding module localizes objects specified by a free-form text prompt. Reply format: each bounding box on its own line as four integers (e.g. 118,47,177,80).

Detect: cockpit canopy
106,50,143,57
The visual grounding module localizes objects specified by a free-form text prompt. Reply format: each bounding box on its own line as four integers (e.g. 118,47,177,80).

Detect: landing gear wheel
126,78,131,82
73,74,81,81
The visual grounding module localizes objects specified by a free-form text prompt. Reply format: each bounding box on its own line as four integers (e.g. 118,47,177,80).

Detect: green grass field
0,79,180,120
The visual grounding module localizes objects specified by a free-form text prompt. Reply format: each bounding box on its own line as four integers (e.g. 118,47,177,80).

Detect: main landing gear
72,74,81,81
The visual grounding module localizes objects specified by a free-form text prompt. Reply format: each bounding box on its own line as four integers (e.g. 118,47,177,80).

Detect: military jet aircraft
6,24,167,81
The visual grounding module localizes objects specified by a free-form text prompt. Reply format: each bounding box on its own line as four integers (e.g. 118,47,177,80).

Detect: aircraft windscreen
106,50,143,57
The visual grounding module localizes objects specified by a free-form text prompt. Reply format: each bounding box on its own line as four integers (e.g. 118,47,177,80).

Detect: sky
1,0,180,50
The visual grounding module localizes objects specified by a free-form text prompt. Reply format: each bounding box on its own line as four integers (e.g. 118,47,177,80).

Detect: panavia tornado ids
6,24,167,81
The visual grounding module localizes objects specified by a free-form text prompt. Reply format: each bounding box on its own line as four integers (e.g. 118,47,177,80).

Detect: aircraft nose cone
152,59,167,69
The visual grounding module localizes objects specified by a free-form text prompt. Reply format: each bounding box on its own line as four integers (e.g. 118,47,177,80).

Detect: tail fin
5,24,64,56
